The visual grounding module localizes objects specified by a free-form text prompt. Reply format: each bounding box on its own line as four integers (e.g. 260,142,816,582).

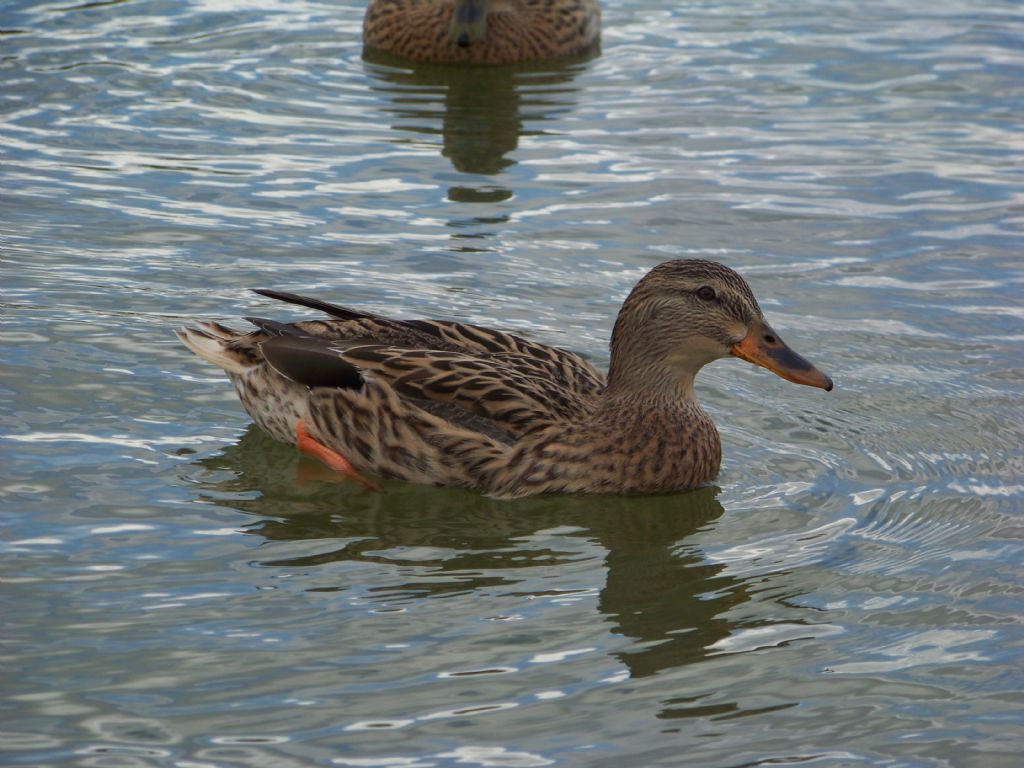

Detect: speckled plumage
363,0,601,65
177,260,832,498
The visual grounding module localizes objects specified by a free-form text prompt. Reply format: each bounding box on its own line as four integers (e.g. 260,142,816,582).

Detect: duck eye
696,286,717,301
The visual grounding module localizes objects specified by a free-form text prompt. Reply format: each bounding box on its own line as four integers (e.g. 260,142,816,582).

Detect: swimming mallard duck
178,260,832,498
363,0,601,65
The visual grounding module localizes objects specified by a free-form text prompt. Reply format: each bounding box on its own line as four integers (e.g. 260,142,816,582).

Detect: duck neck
603,313,707,406
604,358,698,405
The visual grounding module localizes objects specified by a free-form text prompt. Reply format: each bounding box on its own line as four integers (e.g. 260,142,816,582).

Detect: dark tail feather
245,317,306,336
252,288,441,340
252,289,372,323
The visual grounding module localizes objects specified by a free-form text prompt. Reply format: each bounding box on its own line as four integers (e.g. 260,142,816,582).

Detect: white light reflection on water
1,0,1022,766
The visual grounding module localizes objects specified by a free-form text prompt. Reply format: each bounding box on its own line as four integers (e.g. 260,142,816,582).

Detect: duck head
448,0,490,47
607,259,833,395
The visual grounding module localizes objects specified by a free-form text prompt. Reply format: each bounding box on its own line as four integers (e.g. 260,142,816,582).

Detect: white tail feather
176,327,252,375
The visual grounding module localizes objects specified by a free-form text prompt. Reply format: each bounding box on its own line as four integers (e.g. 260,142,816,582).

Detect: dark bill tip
731,327,833,391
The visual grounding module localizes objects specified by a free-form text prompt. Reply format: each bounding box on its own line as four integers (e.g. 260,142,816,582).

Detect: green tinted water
2,1,1022,766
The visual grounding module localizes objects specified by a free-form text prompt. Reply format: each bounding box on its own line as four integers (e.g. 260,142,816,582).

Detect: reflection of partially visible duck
178,260,833,498
363,0,601,65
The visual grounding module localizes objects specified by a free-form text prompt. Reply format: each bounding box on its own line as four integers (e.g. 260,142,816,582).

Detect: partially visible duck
177,259,832,498
363,0,601,65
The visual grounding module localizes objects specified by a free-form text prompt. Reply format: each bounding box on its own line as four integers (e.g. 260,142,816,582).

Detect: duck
362,0,601,65
177,259,833,498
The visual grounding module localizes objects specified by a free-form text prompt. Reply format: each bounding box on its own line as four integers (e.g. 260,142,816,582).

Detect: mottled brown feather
363,0,601,65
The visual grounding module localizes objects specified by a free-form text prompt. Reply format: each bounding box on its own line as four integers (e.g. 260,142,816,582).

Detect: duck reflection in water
362,47,595,188
190,426,809,682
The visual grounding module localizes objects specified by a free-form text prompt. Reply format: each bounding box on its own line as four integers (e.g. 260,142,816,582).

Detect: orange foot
295,420,381,492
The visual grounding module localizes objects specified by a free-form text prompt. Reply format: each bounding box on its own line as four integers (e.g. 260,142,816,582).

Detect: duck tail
175,322,254,376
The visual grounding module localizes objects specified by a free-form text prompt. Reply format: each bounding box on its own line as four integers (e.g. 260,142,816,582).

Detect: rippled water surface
3,1,1023,766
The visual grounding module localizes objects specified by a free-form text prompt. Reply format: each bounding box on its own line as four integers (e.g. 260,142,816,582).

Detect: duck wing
260,335,591,440
253,289,605,401
399,318,605,400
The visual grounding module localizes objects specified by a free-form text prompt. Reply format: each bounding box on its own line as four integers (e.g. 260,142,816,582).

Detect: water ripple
3,0,1023,766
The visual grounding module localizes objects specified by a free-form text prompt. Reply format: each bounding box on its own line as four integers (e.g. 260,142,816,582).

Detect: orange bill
731,321,833,391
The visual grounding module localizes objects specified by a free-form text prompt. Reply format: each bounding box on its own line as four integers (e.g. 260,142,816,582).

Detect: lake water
2,1,1022,766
